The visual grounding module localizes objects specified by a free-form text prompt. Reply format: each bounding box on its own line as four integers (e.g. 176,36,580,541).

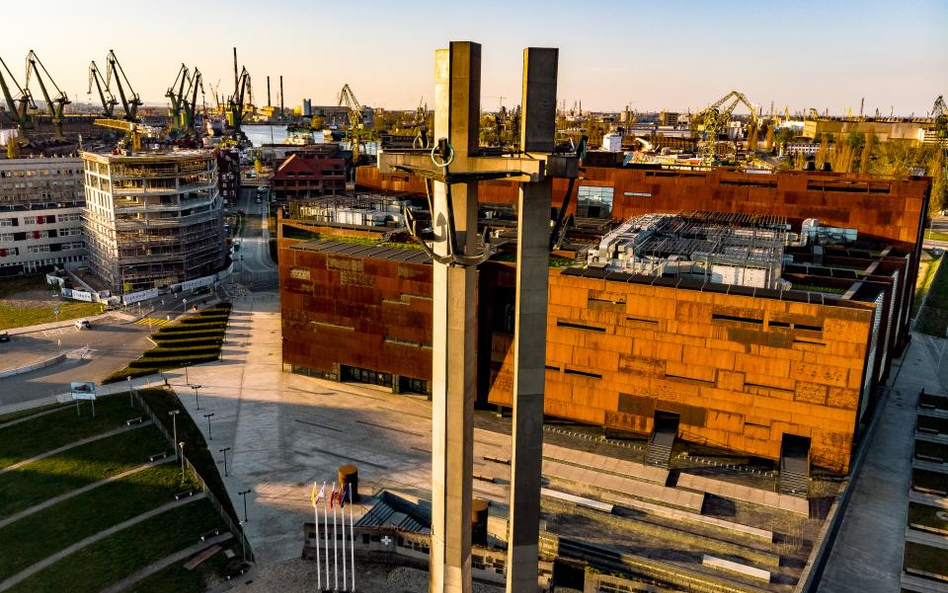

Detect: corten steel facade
357,165,930,340
485,267,875,473
280,234,901,473
280,240,433,393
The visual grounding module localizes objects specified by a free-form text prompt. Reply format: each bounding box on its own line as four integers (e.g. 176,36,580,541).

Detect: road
230,186,278,291
923,215,948,250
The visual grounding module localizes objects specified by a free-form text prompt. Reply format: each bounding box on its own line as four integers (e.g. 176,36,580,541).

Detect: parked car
0,331,9,342
75,319,91,330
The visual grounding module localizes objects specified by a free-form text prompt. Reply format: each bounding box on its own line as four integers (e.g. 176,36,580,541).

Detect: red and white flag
330,483,337,509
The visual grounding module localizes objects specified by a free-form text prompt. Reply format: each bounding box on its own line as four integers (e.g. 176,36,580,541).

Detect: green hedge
128,354,218,369
142,346,221,359
153,328,225,338
151,337,222,348
102,367,162,383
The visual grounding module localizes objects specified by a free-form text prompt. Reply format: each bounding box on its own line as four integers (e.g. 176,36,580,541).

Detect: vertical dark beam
507,47,557,593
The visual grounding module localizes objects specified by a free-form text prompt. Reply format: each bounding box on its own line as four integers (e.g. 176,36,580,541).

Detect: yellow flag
310,482,317,504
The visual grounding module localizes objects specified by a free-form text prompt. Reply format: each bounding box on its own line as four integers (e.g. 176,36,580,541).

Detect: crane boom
934,95,947,118
87,61,117,118
25,50,71,139
0,56,35,131
694,90,758,162
166,64,190,128
105,50,142,122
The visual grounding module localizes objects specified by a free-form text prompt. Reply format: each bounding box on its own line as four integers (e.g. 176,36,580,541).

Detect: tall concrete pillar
506,47,558,593
429,41,481,593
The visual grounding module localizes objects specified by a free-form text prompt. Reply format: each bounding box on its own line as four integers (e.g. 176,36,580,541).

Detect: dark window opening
341,365,392,388
712,313,764,325
564,368,602,379
556,320,606,332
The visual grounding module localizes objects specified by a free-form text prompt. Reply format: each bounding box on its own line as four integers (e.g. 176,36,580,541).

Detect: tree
846,132,866,152
859,130,876,173
927,148,947,215
765,124,774,151
815,135,831,169
775,127,795,148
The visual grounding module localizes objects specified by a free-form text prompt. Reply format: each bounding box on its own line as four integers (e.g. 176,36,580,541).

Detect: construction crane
87,61,117,118
93,118,159,152
24,51,70,139
105,50,142,122
338,83,371,160
182,68,204,135
0,55,36,157
692,90,758,162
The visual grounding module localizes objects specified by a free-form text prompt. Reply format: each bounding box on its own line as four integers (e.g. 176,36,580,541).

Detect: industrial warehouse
279,165,931,479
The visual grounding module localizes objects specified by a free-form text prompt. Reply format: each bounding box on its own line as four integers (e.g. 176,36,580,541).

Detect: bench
148,452,168,462
200,527,222,541
126,417,143,426
184,544,221,571
174,489,195,500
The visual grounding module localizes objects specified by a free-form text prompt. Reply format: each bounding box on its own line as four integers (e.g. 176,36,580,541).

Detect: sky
2,0,946,117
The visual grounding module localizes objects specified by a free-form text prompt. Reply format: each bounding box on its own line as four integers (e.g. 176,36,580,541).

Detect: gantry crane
105,50,142,122
164,64,204,138
182,68,204,135
25,51,70,139
0,55,36,157
88,61,118,118
338,83,373,159
933,95,947,119
93,118,160,152
693,90,758,162
226,66,251,134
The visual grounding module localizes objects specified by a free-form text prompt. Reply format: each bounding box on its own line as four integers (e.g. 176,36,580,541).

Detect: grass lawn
0,274,102,331
903,541,948,578
912,468,948,495
907,502,948,534
5,498,226,593
916,253,948,337
0,394,143,469
0,426,169,519
138,388,238,522
0,403,70,425
127,545,240,593
924,229,948,242
0,463,196,581
915,440,948,462
913,257,940,317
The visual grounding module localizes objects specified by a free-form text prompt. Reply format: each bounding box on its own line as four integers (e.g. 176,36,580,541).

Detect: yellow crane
692,90,758,162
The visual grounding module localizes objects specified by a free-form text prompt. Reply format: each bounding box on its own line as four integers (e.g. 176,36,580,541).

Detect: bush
153,328,225,339
128,354,218,369
151,337,222,348
102,367,162,383
142,346,221,358
177,316,228,325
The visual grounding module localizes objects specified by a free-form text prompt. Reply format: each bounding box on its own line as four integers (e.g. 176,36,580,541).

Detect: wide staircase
779,440,809,497
646,422,677,469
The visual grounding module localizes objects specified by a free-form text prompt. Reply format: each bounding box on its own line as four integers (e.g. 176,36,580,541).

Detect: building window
576,185,614,218
341,365,393,388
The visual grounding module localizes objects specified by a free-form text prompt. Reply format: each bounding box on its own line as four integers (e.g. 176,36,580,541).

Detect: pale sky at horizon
3,0,946,116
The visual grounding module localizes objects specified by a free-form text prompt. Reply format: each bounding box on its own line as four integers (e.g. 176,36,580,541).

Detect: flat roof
291,239,431,264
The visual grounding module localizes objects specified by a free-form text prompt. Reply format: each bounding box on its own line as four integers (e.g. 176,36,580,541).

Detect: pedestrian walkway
134,317,174,328
0,421,153,474
97,531,233,593
0,458,174,530
0,494,206,592
818,335,945,593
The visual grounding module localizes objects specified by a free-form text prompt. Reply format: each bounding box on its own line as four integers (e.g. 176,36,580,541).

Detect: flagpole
349,483,355,592
333,482,338,591
341,489,347,591
313,483,321,590
324,483,330,591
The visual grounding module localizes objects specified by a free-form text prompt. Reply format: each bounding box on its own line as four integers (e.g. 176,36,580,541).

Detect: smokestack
267,76,271,108
280,76,284,116
233,47,238,94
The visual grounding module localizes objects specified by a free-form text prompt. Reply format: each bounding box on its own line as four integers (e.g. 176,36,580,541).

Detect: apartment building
0,157,87,276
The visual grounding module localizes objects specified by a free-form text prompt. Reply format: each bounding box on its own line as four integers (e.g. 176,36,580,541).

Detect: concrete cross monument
379,41,577,593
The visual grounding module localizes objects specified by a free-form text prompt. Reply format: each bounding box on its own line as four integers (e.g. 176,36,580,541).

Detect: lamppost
219,447,231,476
238,489,252,522
178,441,186,483
203,412,215,440
182,297,188,313
184,362,191,385
191,383,202,410
168,410,180,458
127,375,134,408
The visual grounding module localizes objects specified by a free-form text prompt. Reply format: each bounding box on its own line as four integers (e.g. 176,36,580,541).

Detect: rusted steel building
282,166,931,474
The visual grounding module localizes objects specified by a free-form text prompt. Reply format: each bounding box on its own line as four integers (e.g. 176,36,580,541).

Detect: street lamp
127,375,134,408
168,410,180,458
203,412,215,440
184,362,191,385
191,384,202,410
182,297,188,313
238,489,252,522
178,441,186,483
219,447,231,476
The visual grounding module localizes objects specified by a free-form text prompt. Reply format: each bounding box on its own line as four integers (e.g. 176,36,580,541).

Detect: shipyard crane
105,50,142,122
226,66,252,134
693,90,758,162
93,118,159,152
0,55,36,157
166,64,190,129
338,83,372,159
87,61,117,118
25,51,71,139
182,68,204,135
933,95,947,118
